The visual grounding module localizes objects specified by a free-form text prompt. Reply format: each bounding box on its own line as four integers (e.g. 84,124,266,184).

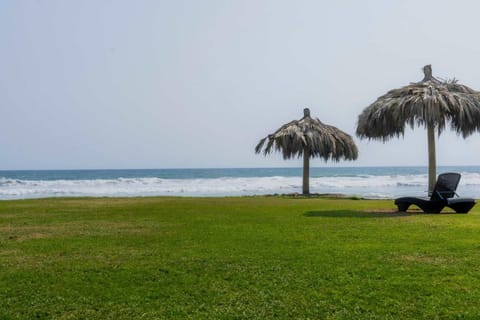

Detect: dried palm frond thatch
255,108,358,194
357,65,480,192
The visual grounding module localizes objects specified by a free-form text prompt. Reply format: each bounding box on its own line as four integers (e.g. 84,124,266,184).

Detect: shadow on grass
304,209,464,218
304,210,413,219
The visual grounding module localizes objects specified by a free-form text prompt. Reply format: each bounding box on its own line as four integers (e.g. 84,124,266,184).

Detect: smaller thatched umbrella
255,108,358,194
357,65,480,192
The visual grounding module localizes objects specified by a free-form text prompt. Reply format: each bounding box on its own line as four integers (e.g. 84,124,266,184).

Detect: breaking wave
1,172,480,200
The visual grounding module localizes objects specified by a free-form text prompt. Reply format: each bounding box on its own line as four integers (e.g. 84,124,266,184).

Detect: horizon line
1,165,480,172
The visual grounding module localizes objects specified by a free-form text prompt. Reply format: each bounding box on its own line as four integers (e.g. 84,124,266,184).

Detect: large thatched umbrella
255,108,358,194
357,65,480,193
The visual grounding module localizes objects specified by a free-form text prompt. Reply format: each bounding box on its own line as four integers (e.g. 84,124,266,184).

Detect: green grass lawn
1,196,480,319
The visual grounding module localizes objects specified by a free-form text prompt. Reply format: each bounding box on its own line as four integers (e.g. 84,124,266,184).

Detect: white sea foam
1,173,480,200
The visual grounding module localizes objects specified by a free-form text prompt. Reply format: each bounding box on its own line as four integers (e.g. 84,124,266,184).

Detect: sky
1,0,480,170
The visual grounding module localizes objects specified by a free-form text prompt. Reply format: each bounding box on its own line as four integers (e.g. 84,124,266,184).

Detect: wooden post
303,108,310,117
303,148,310,195
422,64,433,81
423,65,436,194
427,123,436,194
302,108,311,195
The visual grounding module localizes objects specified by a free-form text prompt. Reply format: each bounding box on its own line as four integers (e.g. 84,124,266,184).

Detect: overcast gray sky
1,0,480,170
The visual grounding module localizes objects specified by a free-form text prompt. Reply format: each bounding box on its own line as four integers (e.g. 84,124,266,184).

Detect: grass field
1,196,480,319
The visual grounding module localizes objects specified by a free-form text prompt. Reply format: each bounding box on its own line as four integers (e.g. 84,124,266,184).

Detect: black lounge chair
395,172,476,213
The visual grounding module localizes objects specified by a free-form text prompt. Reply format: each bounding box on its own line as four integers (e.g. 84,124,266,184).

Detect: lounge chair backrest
430,172,461,201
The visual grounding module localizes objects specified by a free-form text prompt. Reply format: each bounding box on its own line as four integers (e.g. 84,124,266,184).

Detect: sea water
1,166,480,200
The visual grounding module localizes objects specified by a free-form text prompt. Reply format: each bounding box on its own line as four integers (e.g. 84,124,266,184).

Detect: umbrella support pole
427,123,436,195
303,150,310,195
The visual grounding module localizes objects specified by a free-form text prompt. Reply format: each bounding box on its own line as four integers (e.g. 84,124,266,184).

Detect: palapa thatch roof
255,108,358,161
356,65,480,140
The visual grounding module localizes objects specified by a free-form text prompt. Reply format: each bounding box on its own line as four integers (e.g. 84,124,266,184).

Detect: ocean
1,166,480,200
